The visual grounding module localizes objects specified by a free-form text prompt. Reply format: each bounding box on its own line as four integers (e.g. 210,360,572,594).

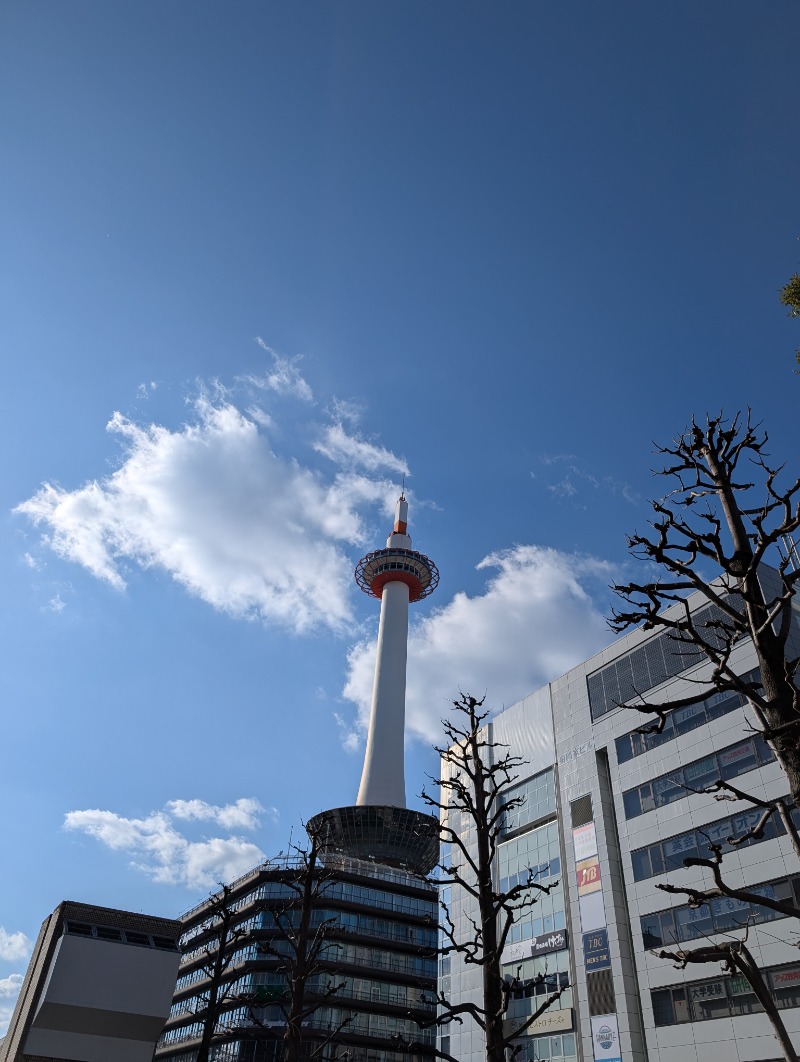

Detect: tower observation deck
308,494,440,874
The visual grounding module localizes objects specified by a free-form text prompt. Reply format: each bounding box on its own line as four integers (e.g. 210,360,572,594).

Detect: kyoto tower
308,494,440,874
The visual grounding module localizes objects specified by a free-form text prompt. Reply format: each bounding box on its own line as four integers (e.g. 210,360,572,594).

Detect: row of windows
653,962,800,1026
181,881,436,950
500,769,557,836
186,1042,431,1062
514,1032,577,1062
631,799,796,882
499,820,560,872
506,900,567,946
65,920,178,950
206,1003,437,1046
622,735,774,819
253,879,436,920
506,972,571,1020
587,598,737,720
220,939,436,980
642,873,800,949
161,1042,432,1062
172,969,436,1023
615,669,759,764
256,908,436,948
498,857,561,896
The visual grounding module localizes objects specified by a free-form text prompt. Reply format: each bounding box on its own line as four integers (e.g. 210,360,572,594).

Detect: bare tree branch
417,693,568,1062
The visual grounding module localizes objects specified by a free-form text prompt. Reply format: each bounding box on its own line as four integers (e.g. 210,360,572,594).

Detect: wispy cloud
64,799,267,890
533,454,640,509
16,382,406,634
343,544,615,745
245,340,314,401
0,929,32,964
315,423,408,478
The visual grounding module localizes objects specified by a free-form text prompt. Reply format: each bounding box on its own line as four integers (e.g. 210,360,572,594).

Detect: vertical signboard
572,822,598,861
583,928,611,971
574,821,605,929
591,1014,622,1062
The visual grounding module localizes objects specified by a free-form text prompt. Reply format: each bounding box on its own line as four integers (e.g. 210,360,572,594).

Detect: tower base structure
308,804,440,876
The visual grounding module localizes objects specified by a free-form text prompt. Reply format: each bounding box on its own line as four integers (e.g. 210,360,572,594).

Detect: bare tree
173,829,350,1062
185,882,248,1062
407,693,568,1062
610,412,800,1059
250,825,351,1062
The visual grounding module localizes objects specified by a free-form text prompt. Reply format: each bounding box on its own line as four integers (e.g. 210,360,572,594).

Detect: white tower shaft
356,579,410,807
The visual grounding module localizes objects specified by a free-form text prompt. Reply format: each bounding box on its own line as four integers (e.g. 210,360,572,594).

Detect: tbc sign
583,928,611,971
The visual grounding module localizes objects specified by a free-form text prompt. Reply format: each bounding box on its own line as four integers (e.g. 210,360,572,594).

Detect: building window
500,768,556,836
641,874,796,949
614,670,759,765
622,735,774,820
630,801,793,882
652,962,800,1026
587,598,741,721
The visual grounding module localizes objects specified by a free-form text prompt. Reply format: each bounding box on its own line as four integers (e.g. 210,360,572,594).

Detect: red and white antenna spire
354,493,439,807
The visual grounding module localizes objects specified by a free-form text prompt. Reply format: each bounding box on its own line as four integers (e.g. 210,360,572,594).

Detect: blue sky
2,1,799,1028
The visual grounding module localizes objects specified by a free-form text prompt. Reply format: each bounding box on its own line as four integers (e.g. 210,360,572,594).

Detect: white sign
573,822,598,861
591,1014,622,1062
502,939,531,965
579,889,607,931
524,1007,573,1035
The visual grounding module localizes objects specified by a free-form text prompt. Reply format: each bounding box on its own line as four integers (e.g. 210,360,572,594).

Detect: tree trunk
733,946,798,1062
704,444,800,807
283,842,319,1062
470,727,505,1062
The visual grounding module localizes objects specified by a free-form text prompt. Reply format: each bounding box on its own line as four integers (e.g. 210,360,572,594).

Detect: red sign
576,857,602,895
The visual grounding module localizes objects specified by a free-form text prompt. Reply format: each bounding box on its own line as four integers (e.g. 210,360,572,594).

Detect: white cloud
167,798,273,831
64,800,267,890
343,545,615,745
0,974,24,997
22,552,40,570
16,394,405,634
0,974,24,1039
0,929,32,963
248,340,314,401
46,594,66,613
315,423,409,478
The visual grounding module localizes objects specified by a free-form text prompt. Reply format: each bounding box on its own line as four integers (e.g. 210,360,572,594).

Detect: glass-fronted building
444,575,800,1062
155,855,438,1062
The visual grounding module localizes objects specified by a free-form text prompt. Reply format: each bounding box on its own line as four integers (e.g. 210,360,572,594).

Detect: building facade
155,855,438,1062
444,581,800,1062
0,901,181,1062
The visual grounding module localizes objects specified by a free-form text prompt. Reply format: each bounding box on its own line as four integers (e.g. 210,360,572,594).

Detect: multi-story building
155,854,438,1062
444,578,800,1062
0,901,181,1062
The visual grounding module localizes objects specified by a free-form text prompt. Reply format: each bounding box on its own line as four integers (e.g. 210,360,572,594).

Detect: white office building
443,577,800,1062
